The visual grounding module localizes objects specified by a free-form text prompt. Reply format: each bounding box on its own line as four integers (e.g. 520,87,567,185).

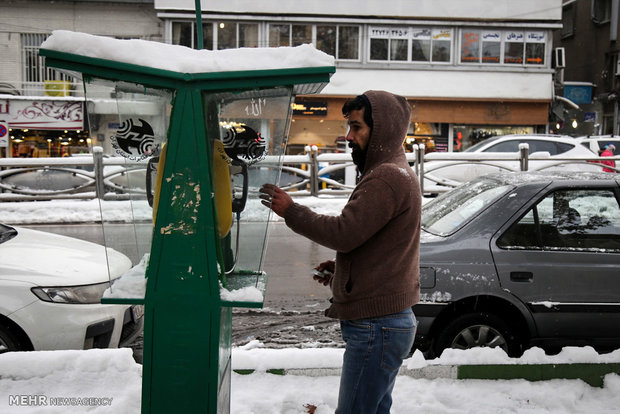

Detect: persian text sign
5,99,83,130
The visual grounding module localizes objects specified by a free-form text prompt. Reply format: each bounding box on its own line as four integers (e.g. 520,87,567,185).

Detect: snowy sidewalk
2,346,620,413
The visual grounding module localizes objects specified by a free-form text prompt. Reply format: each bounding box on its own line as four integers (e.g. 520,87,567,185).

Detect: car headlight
31,282,110,304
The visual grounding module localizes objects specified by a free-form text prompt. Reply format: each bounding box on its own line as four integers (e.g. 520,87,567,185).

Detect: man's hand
313,260,335,286
259,183,294,218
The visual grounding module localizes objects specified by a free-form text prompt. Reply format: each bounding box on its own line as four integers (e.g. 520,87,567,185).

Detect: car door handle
510,271,533,282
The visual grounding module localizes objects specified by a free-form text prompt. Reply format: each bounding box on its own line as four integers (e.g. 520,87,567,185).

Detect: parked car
0,224,143,353
414,171,620,357
423,135,600,192
577,135,620,156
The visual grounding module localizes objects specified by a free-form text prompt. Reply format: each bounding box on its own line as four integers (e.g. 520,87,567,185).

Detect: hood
362,90,412,174
0,227,132,287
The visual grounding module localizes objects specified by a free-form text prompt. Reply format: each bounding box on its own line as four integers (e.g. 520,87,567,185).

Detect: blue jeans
336,309,416,414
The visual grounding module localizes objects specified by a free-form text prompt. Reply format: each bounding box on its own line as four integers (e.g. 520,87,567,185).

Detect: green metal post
195,0,204,50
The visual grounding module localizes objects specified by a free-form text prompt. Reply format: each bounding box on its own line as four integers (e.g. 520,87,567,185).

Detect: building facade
0,0,162,157
155,0,562,153
0,0,563,157
553,0,620,137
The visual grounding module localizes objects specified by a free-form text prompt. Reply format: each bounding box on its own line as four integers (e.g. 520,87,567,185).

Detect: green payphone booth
39,30,334,413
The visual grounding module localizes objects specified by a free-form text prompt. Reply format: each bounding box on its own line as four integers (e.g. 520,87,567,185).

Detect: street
23,222,344,352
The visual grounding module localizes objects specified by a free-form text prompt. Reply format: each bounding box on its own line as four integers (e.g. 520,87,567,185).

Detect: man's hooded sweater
284,90,421,320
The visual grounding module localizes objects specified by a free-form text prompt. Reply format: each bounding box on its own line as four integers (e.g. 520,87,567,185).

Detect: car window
422,179,513,235
527,140,557,155
0,224,18,244
463,136,502,152
498,188,620,252
483,140,520,153
556,142,574,154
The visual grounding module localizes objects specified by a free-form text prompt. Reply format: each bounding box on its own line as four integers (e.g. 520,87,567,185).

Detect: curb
234,362,620,387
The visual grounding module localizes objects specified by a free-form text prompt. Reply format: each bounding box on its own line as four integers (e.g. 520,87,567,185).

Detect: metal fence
0,145,618,201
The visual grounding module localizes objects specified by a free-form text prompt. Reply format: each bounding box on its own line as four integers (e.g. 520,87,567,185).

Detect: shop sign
292,101,327,116
4,99,83,130
564,84,593,105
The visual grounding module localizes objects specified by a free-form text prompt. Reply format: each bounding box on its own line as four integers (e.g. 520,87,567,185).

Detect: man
260,90,421,413
600,144,616,173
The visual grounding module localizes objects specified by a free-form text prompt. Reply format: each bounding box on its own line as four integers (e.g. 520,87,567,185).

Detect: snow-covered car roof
477,170,617,186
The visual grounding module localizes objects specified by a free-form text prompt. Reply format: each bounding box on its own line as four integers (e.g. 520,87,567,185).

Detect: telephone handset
221,123,265,215
230,160,248,214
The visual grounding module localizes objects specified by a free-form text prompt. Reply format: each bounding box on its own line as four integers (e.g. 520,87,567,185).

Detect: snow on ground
1,346,620,413
2,197,620,413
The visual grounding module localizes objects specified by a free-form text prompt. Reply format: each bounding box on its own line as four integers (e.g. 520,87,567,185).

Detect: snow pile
220,285,264,303
2,346,620,414
41,30,335,74
406,346,620,369
0,348,141,414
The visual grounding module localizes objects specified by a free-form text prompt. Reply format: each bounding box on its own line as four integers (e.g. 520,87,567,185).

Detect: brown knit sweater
284,90,421,320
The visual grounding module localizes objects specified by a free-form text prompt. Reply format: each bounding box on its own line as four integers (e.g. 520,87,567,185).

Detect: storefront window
173,21,255,50
239,24,258,48
172,22,192,48
460,30,480,63
504,31,524,64
370,27,390,60
411,29,431,61
369,27,410,61
482,31,501,63
217,22,236,50
316,25,336,56
269,24,290,47
338,26,360,60
292,24,312,46
432,29,452,62
202,23,214,49
391,38,408,61
525,32,545,65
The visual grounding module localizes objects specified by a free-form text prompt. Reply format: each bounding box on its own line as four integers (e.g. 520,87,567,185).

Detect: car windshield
422,179,513,236
0,223,18,245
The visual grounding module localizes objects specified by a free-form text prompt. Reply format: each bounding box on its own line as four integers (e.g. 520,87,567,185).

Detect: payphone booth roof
39,30,335,93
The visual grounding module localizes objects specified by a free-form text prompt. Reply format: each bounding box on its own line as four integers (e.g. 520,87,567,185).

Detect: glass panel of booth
90,80,172,303
205,87,294,302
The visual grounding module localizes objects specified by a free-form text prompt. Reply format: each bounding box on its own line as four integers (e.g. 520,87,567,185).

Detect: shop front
290,95,550,154
0,96,90,157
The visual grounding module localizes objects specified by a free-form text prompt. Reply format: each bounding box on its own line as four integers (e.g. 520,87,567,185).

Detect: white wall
155,0,562,21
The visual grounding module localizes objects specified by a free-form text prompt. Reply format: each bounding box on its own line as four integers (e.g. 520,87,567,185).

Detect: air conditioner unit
554,47,566,68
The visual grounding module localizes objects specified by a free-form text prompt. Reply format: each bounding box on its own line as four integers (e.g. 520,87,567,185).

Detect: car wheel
434,312,521,357
0,323,26,354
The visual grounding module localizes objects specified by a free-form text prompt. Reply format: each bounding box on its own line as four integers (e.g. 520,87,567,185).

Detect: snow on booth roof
41,30,335,74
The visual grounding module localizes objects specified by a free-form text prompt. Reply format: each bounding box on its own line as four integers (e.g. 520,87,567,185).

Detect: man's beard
349,142,367,174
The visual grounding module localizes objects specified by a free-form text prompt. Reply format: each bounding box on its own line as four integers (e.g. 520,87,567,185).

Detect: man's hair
342,94,373,130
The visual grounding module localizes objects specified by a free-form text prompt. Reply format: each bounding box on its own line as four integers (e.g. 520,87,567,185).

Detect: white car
423,134,599,192
0,224,143,352
576,135,620,154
